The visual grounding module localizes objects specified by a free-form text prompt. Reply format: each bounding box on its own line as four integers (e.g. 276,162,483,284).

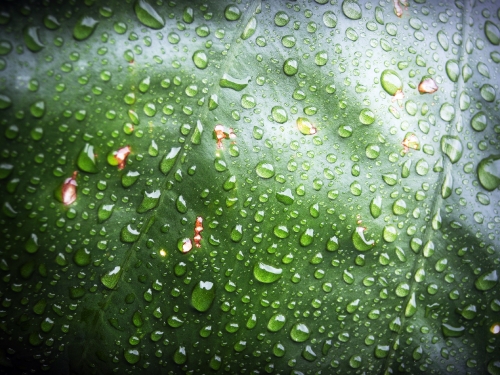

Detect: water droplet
241,16,256,40
302,345,317,362
190,120,203,145
176,195,187,213
290,323,310,342
122,170,140,188
380,69,402,95
25,233,39,254
44,14,60,30
437,30,449,50
73,16,99,41
120,224,140,243
462,63,473,82
359,108,375,125
191,281,215,312
485,20,500,45
230,224,243,242
98,203,114,223
273,224,289,239
160,147,181,175
77,143,98,173
342,0,362,20
480,84,496,102
255,161,275,179
101,266,122,289
475,270,498,291
439,103,455,122
0,94,11,109
219,73,250,91
405,292,417,317
276,188,294,205
271,106,288,123
274,11,290,26
445,59,459,82
124,348,140,364
441,323,465,338
192,50,208,69
30,100,45,118
296,117,317,135
440,135,462,163
470,112,487,132
253,262,282,283
267,313,286,332
299,228,314,246
352,227,374,251
392,198,407,215
477,154,500,191
224,5,241,21
134,0,165,29
23,26,44,52
283,58,298,76
323,11,337,28
137,190,161,213
383,225,397,242
73,248,91,266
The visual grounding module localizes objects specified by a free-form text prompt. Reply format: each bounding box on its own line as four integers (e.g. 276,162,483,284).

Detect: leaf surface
0,1,499,374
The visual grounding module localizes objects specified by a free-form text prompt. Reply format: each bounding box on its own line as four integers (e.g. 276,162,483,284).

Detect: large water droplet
241,16,257,40
440,135,462,163
485,20,500,45
471,112,487,132
253,262,282,283
477,154,500,191
380,69,402,95
342,0,362,20
73,16,99,41
475,270,498,291
191,280,215,312
267,313,286,332
101,266,122,289
219,74,250,91
160,147,181,175
352,227,374,251
137,190,161,213
283,58,298,76
134,0,165,29
23,26,44,52
77,143,98,173
445,59,459,82
255,161,275,179
290,323,310,342
192,50,208,69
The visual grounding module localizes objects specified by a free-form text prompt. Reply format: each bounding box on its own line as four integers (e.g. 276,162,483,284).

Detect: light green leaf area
0,0,499,374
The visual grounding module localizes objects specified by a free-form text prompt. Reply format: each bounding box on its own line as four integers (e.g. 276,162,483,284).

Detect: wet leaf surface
0,0,499,374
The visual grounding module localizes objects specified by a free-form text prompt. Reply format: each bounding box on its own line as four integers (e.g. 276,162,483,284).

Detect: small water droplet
253,262,282,283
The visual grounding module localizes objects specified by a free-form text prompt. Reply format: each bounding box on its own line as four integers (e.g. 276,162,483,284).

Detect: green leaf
0,1,499,374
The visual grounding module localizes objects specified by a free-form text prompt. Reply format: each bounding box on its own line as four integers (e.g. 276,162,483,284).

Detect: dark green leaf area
0,1,498,374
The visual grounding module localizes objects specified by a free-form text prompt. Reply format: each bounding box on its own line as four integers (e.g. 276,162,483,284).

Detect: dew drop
477,154,500,191
380,69,402,95
290,323,310,342
255,161,275,179
253,262,282,283
192,50,208,69
191,281,215,312
77,143,98,173
73,16,99,41
342,0,362,20
134,0,165,29
440,135,462,163
23,26,44,52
